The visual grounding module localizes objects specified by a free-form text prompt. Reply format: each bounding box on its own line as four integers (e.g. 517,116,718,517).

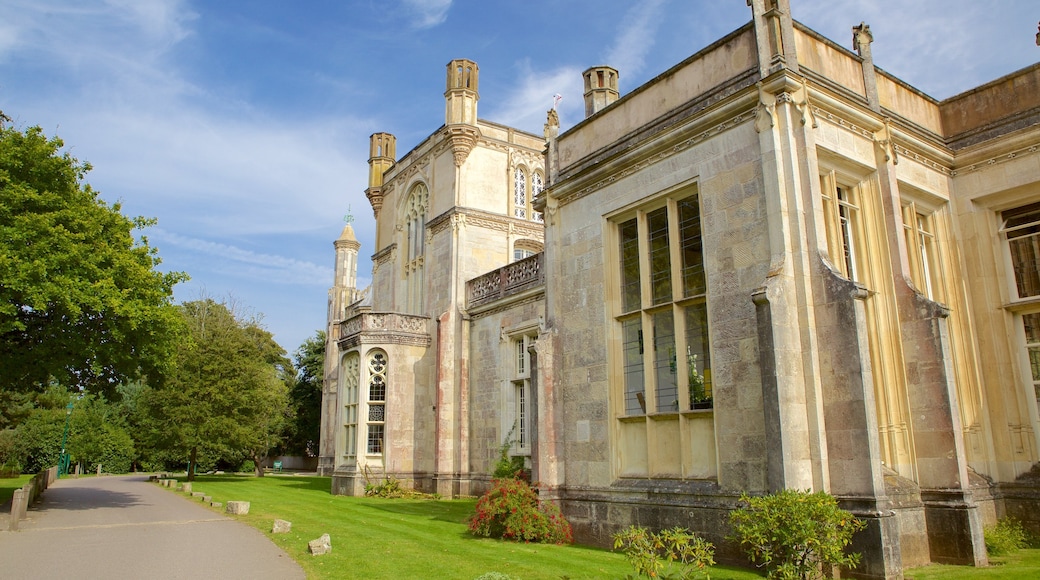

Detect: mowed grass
171,474,762,580
905,549,1040,580
0,474,34,505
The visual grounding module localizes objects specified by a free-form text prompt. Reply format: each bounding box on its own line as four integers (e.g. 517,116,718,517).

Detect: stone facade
319,3,1040,578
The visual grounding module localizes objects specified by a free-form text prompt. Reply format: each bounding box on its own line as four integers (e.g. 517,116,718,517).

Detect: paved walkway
0,475,305,580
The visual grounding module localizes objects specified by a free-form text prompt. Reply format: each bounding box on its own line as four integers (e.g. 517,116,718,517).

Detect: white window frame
1001,203,1040,301
365,350,387,456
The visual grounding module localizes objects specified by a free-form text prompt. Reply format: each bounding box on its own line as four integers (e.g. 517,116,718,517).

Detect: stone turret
444,59,481,166
365,132,395,218
582,66,619,118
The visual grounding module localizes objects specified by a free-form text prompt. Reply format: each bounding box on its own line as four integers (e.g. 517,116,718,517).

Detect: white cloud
151,228,334,286
489,61,584,134
604,0,669,78
401,0,452,29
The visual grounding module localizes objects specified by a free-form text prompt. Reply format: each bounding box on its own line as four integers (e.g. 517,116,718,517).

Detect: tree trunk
187,445,197,482
253,453,265,477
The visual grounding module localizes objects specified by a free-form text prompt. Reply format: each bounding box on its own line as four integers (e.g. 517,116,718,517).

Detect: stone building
319,2,1040,577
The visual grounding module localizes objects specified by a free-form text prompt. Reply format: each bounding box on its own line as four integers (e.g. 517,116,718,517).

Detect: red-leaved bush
468,477,573,544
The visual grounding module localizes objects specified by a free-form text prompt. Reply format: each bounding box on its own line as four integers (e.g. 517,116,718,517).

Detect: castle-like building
319,2,1040,577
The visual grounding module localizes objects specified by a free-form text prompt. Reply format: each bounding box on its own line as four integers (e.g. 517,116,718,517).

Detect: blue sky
2,0,1036,354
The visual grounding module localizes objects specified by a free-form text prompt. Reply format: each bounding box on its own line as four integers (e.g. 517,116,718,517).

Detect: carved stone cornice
338,312,432,350
373,243,397,266
553,108,756,207
365,186,383,219
427,206,545,239
444,124,481,167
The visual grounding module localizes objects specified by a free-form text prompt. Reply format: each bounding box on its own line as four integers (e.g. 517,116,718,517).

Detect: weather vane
344,204,354,224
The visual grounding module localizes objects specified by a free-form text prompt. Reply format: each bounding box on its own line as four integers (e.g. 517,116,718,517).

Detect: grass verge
0,474,33,506
170,474,761,580
905,549,1040,580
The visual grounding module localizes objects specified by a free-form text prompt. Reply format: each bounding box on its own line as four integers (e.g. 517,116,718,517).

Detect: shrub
729,489,866,580
492,425,528,481
984,517,1030,556
469,477,572,544
613,525,715,579
239,460,256,474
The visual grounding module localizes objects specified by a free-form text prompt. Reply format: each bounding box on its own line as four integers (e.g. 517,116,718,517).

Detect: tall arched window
404,183,428,314
342,352,360,461
514,168,528,219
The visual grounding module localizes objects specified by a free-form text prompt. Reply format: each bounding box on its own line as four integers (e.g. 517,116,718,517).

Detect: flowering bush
468,477,572,544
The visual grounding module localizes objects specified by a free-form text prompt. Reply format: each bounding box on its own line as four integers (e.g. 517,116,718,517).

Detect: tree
0,125,187,396
284,330,325,456
67,393,135,474
142,299,290,480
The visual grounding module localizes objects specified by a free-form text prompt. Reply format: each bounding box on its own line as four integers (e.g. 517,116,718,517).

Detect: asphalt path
0,474,306,580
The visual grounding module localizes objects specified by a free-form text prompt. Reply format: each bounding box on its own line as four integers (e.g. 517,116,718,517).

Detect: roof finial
344,204,354,224
1035,21,1039,46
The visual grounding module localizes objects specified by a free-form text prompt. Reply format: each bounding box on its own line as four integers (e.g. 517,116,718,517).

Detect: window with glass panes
902,202,944,301
366,350,387,454
616,192,711,415
342,352,360,459
1024,312,1040,419
513,167,544,223
512,335,535,453
820,171,862,281
1002,203,1040,300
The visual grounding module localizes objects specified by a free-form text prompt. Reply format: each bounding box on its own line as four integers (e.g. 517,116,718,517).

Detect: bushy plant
239,459,256,474
492,426,528,481
985,517,1030,556
613,525,715,579
469,477,572,544
729,489,865,580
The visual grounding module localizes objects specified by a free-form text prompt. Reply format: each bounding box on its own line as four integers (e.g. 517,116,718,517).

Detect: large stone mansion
318,2,1040,577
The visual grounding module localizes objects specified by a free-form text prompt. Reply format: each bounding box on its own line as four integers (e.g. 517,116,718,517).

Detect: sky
1,0,1037,354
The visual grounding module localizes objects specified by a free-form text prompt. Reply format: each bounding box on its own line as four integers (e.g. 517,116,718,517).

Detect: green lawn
906,549,1040,580
0,474,33,506
170,474,762,580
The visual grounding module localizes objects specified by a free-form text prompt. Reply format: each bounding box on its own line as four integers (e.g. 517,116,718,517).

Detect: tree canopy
142,299,291,480
0,125,187,395
284,330,325,456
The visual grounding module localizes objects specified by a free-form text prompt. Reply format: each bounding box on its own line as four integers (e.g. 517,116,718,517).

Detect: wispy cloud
151,229,334,286
489,61,584,134
604,0,669,78
401,0,452,29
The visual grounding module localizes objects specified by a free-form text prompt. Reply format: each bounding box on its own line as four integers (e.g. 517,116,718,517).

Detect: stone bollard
308,533,331,556
272,519,292,534
191,491,204,498
210,501,223,508
8,489,26,531
202,495,212,503
225,501,250,515
181,482,192,493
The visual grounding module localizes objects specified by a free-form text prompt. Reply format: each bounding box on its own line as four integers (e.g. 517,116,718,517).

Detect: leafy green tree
10,385,71,473
142,299,290,480
284,330,325,456
0,124,187,396
67,393,135,474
